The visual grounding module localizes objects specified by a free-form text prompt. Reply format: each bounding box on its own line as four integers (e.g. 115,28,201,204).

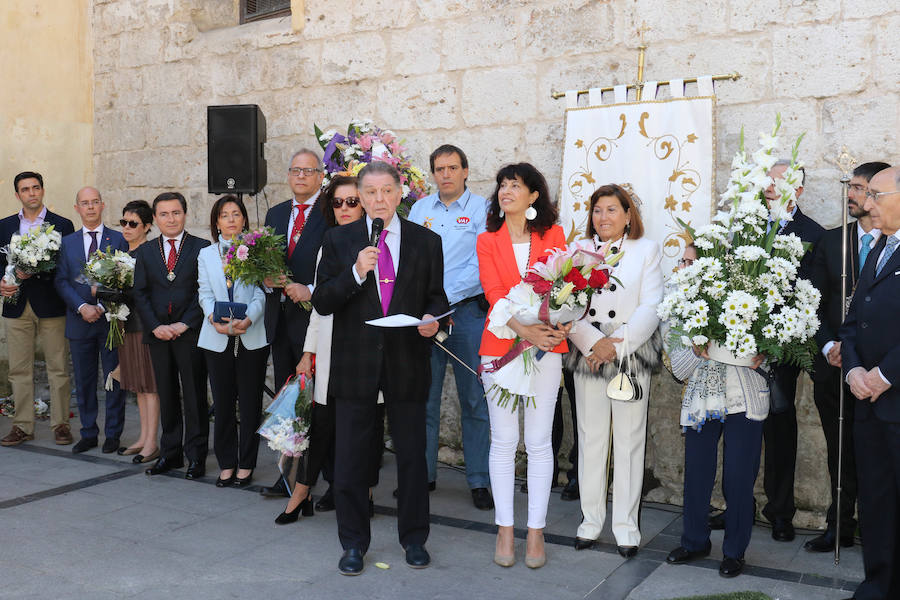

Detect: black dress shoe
574,537,596,551
804,529,854,552
315,486,335,511
708,510,726,530
259,475,291,498
560,479,580,501
185,461,205,480
471,487,494,510
275,494,313,524
72,438,98,454
101,438,119,454
719,556,745,578
233,472,253,487
145,457,183,476
617,545,638,558
771,518,795,542
404,544,431,568
338,549,365,575
666,542,712,564
215,473,236,487
393,481,436,498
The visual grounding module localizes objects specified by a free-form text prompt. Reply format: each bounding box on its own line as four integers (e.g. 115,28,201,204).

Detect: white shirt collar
293,190,320,208
366,214,401,236
18,206,47,222
84,224,104,236
857,222,880,243
163,230,185,246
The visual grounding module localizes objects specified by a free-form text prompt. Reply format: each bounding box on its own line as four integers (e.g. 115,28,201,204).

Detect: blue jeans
424,300,490,488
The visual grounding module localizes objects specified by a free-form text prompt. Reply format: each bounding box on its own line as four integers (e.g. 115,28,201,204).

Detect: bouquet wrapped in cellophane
222,227,310,310
1,224,62,304
258,374,314,457
80,248,135,349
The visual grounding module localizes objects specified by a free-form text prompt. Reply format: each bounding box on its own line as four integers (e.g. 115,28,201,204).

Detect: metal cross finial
637,21,651,48
826,146,858,182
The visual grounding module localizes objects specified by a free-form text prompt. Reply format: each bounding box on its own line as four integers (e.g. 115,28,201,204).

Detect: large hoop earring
525,205,537,221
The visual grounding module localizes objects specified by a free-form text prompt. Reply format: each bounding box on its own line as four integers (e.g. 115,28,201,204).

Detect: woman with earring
477,163,569,569
197,195,269,488
275,174,385,524
566,184,663,558
116,200,161,464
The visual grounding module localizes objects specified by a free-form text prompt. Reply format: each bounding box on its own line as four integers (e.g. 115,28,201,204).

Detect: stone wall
90,0,900,525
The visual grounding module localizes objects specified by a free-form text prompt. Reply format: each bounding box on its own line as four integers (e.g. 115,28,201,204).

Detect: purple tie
377,231,395,315
88,231,98,259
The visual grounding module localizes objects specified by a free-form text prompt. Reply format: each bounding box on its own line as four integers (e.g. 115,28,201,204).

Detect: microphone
370,217,384,247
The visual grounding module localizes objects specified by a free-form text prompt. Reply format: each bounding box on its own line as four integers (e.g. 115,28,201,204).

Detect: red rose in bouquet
588,267,610,288
563,268,588,290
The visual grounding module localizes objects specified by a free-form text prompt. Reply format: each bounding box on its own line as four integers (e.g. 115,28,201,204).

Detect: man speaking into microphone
312,161,449,575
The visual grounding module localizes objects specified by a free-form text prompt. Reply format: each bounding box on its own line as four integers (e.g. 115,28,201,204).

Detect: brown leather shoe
53,424,74,445
1,426,35,446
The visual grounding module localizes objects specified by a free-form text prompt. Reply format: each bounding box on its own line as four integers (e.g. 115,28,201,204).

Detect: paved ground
0,405,864,600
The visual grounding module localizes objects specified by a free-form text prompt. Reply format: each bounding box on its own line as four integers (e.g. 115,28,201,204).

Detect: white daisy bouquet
82,248,136,349
1,224,63,304
658,115,820,370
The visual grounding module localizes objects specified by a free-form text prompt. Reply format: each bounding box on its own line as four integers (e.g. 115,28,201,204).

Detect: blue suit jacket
0,210,75,318
840,235,900,423
54,227,128,340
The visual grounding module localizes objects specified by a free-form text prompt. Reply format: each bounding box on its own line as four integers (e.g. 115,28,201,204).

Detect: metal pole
433,331,480,378
834,174,850,564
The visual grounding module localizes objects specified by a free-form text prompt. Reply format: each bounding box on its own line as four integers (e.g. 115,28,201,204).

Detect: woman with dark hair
274,173,385,523
117,200,161,463
567,183,663,558
477,163,568,569
197,195,268,487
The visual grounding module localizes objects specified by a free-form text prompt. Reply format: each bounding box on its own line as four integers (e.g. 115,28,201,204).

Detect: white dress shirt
352,215,401,302
77,224,105,313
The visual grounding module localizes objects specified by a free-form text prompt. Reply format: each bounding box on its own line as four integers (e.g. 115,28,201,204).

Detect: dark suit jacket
312,217,449,402
0,210,75,318
262,198,327,348
840,235,900,423
54,227,128,339
779,206,825,280
132,233,210,344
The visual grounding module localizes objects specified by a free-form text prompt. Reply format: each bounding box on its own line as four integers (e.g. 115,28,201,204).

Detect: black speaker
207,104,267,194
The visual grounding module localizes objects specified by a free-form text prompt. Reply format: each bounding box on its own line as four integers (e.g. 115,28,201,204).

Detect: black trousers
552,368,578,484
148,332,208,463
300,398,385,488
812,365,858,535
762,363,800,522
205,338,269,471
335,394,428,553
271,303,306,391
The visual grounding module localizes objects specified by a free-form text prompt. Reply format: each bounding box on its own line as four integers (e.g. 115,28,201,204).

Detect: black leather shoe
233,472,253,488
666,542,712,564
617,545,638,558
471,487,494,510
771,518,795,542
72,438,98,454
275,495,312,525
259,476,291,498
719,556,745,578
574,537,596,551
804,529,854,552
708,510,726,530
393,481,435,498
145,457,183,476
315,486,335,511
338,549,365,575
101,438,119,454
185,461,205,480
215,472,236,487
560,479,580,501
404,544,431,568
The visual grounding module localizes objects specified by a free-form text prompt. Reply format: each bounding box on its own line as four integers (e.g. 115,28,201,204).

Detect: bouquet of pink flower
223,227,311,309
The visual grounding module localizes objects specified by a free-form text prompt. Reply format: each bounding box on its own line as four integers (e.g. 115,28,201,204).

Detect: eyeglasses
78,200,102,207
288,167,322,177
865,190,900,202
332,197,360,208
119,219,142,228
849,184,867,193
678,258,695,267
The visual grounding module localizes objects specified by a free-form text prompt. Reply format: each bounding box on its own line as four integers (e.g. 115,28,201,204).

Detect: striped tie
875,236,898,276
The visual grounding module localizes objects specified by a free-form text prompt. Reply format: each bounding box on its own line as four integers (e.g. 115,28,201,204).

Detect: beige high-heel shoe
494,529,515,567
525,529,546,569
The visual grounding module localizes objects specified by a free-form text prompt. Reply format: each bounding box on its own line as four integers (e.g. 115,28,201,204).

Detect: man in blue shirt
406,145,493,510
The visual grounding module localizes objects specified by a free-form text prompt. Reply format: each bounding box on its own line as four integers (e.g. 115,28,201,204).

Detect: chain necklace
158,235,186,282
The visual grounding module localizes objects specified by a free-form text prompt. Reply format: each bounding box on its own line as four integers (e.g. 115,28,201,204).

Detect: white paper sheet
365,309,455,328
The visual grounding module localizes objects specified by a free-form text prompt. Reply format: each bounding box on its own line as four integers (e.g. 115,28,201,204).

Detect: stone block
388,25,442,76
144,104,204,149
140,62,203,107
840,0,899,19
428,125,522,184
442,14,518,71
536,52,636,120
302,81,380,133
93,0,146,35
265,41,322,90
94,151,129,191
523,121,565,201
523,1,613,61
822,93,899,176
94,109,148,153
461,65,537,126
376,74,459,130
92,33,120,75
351,0,416,32
772,22,871,99
300,0,354,40
320,33,386,84
118,31,166,69
414,0,481,21
262,89,310,140
612,0,729,45
728,0,840,32
124,147,198,188
875,13,900,88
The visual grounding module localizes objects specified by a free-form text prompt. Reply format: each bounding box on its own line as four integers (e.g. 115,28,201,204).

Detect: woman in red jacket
477,163,569,570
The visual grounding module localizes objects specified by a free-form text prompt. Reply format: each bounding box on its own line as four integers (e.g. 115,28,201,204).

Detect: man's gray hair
358,161,402,186
290,148,322,166
772,158,806,186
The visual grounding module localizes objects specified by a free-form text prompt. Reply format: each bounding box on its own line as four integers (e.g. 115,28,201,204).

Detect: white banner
558,96,716,275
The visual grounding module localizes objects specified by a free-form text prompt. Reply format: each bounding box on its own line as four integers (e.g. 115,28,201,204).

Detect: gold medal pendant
167,271,176,282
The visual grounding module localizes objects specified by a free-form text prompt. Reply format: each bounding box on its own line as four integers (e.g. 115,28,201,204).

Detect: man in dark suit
0,171,75,447
840,165,900,600
133,192,210,479
761,160,825,542
313,161,449,575
54,187,129,454
807,161,890,553
258,150,329,499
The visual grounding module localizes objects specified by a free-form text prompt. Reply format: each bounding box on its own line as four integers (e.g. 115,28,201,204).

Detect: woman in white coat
198,195,268,488
567,184,663,557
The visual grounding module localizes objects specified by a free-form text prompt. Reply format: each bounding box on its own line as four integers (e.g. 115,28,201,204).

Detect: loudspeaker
207,104,267,194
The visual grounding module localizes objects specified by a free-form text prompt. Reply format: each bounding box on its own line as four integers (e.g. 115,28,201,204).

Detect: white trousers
573,370,651,546
483,352,561,529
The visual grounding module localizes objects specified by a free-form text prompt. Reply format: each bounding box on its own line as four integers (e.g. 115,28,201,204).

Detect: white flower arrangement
658,115,821,370
1,224,63,304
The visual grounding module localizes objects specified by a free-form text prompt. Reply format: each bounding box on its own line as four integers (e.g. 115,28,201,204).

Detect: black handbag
213,301,247,323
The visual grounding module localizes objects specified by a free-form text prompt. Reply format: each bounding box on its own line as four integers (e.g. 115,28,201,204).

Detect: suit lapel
497,222,519,285
173,234,194,279
872,236,900,286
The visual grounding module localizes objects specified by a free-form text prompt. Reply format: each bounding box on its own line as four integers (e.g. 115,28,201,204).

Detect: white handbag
606,326,643,402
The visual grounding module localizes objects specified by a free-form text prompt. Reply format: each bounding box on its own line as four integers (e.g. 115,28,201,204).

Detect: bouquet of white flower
1,224,63,304
657,115,821,370
81,248,136,349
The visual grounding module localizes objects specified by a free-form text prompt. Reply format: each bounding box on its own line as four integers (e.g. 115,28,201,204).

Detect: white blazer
197,242,267,352
569,236,663,358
